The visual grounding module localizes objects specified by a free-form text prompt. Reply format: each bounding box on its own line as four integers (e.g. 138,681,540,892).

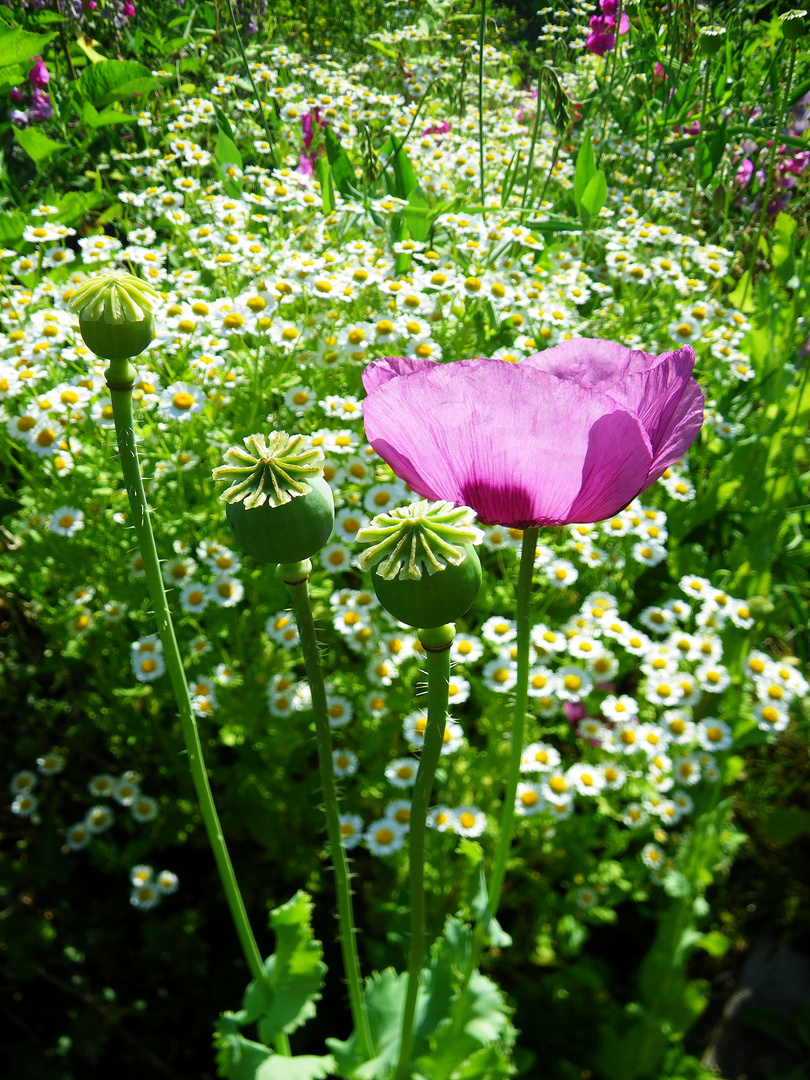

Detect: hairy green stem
107,372,275,1014
282,572,374,1062
394,629,454,1080
456,526,538,1007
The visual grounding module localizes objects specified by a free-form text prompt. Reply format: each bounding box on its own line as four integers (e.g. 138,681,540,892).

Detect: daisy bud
356,500,482,628
68,271,159,368
213,432,335,564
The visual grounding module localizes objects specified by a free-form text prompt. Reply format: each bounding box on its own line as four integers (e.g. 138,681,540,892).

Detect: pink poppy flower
362,341,704,529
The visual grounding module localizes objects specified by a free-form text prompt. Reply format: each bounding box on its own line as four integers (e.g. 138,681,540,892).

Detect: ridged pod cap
213,432,335,564
68,271,160,362
356,500,483,628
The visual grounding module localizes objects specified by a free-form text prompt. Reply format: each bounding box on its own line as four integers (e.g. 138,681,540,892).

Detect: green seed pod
372,543,481,628
225,477,334,563
698,26,726,55
780,9,807,41
213,432,335,564
356,500,483,629
68,271,159,363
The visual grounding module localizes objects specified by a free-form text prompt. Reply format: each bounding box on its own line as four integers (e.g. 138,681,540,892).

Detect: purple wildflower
29,57,50,89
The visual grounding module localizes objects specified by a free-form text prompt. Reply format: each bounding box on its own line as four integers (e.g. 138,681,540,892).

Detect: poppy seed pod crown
213,432,335,564
356,500,483,628
68,271,160,365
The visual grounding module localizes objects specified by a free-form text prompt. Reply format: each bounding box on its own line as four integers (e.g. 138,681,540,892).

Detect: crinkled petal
363,357,654,527
524,338,661,389
597,345,705,484
362,355,440,394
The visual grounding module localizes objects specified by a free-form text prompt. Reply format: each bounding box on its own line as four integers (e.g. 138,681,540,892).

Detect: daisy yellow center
173,392,195,410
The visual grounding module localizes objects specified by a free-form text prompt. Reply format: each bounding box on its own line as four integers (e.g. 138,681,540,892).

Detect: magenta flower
362,342,704,529
587,16,616,55
28,57,50,90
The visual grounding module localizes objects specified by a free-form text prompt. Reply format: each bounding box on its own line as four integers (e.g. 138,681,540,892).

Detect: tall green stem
477,0,487,215
223,0,277,163
743,41,796,306
689,58,713,221
281,566,374,1062
394,626,454,1080
456,526,538,1006
107,372,272,1001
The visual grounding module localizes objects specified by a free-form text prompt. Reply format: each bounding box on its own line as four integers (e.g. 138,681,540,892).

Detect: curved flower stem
456,526,538,1008
107,372,274,1007
394,626,454,1080
280,567,374,1063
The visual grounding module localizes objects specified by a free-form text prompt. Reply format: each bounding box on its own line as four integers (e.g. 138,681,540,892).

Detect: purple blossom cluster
586,0,629,57
9,55,52,129
732,93,810,216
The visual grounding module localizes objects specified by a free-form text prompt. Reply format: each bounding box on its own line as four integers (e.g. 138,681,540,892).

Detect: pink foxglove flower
362,341,703,529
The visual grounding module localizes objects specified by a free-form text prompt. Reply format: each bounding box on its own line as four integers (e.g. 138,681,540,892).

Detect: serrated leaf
237,892,326,1042
255,1055,336,1080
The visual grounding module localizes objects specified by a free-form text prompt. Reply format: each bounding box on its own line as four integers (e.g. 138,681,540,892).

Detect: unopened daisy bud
68,271,159,369
780,9,807,40
356,500,482,628
213,432,334,564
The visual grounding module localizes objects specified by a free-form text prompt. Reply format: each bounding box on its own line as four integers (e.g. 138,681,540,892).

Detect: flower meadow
2,2,809,1078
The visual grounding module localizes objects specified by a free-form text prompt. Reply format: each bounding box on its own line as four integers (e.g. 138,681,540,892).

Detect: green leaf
240,892,326,1041
0,209,26,244
386,135,418,201
579,168,607,227
100,75,162,105
0,27,57,69
13,127,66,166
315,154,335,217
324,127,356,197
76,59,152,103
215,127,243,172
214,1021,335,1080
573,130,595,215
83,100,132,128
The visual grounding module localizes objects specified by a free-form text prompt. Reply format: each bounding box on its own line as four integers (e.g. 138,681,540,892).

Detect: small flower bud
698,26,727,55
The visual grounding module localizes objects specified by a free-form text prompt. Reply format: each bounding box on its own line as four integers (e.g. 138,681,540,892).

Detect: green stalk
394,626,454,1080
106,368,275,1014
223,0,277,163
280,565,374,1062
520,69,546,217
456,526,538,1008
743,40,796,306
689,58,713,220
477,0,487,216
